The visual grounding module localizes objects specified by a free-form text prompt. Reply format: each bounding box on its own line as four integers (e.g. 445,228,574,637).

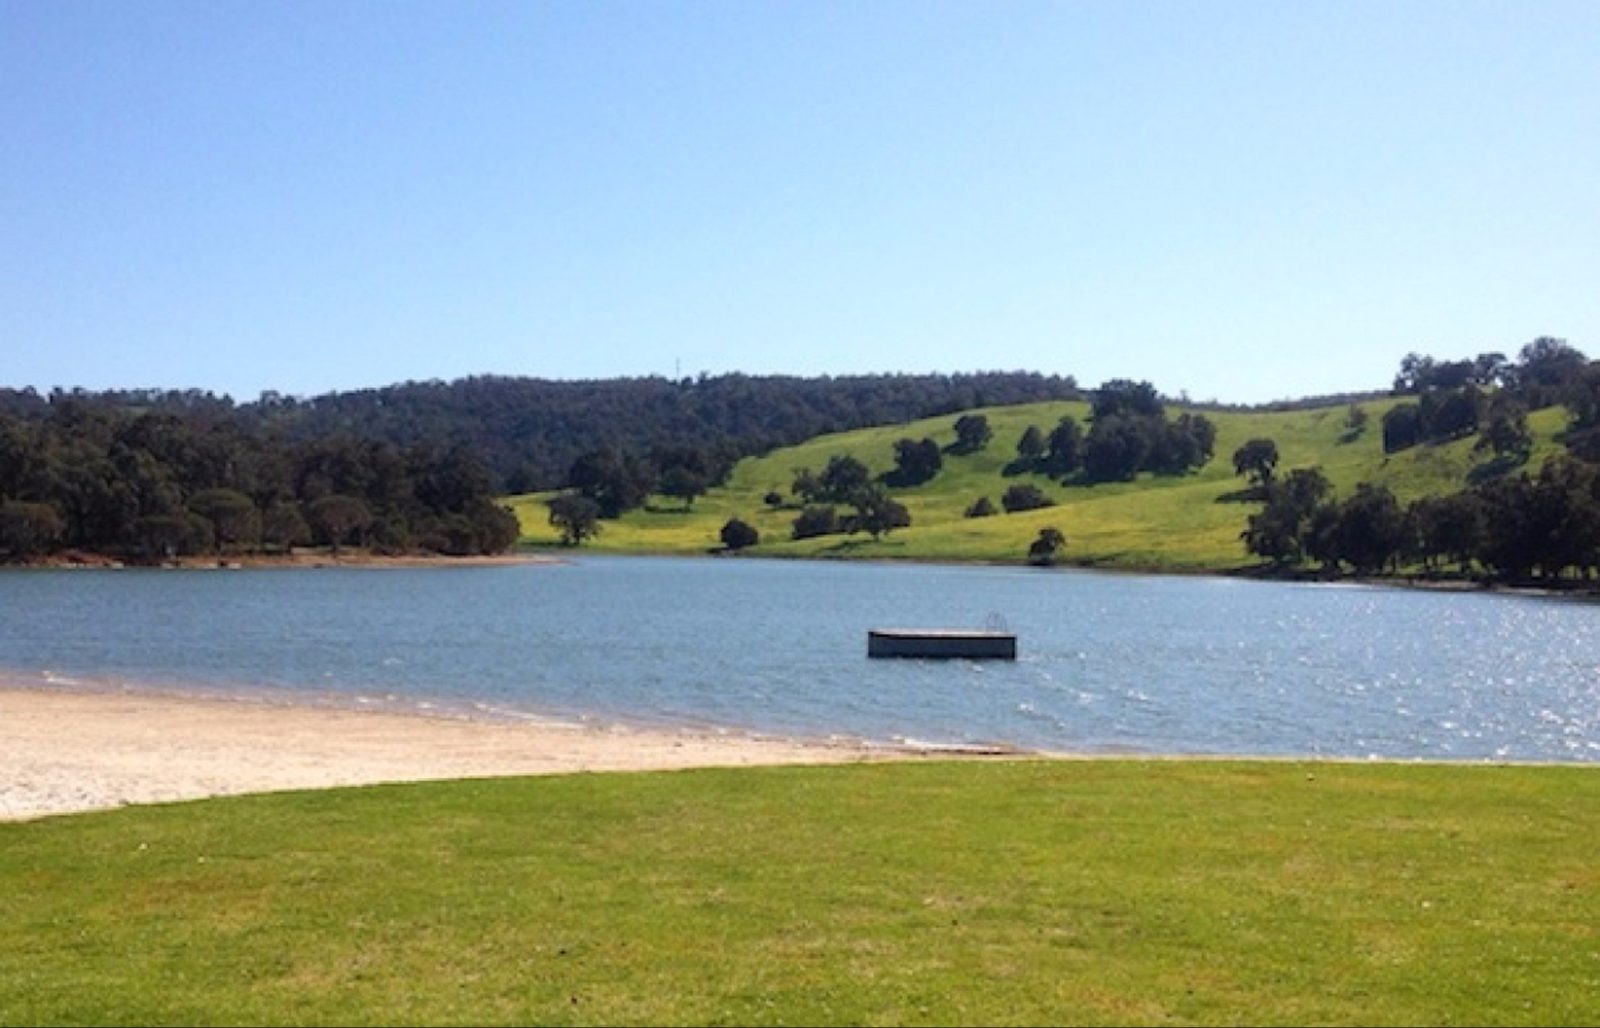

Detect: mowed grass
1,760,1596,1026
507,400,1572,569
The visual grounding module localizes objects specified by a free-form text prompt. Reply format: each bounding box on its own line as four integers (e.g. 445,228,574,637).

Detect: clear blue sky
4,1,1597,404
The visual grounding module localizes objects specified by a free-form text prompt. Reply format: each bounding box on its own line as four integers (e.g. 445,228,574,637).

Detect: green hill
507,398,1570,571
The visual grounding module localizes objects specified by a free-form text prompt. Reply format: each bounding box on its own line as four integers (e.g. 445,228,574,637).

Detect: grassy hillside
3,760,1594,1026
508,398,1571,570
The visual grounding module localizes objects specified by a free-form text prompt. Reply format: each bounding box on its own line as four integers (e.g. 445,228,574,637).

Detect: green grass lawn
3,760,1595,1026
506,399,1572,571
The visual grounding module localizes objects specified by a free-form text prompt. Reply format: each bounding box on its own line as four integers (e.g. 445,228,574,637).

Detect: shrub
791,505,840,540
1028,527,1067,565
1002,484,1055,513
720,518,760,551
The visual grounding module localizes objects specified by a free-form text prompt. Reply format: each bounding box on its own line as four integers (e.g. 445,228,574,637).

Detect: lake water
2,555,1597,762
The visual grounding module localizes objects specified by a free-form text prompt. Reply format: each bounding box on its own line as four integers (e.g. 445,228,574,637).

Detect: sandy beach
0,685,959,822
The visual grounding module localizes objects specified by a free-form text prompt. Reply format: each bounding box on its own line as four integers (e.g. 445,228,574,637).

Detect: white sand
0,685,958,822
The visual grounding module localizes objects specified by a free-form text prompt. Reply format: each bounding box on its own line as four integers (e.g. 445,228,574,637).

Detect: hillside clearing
508,399,1570,570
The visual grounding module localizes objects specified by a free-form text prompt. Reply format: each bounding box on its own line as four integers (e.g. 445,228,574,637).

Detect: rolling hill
507,397,1571,571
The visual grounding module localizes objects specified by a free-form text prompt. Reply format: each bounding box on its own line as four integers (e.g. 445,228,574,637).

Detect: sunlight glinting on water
1,556,1596,761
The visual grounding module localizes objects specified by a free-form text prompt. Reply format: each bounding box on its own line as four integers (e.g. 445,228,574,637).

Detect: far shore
9,545,1598,601
8,547,564,571
535,545,1600,601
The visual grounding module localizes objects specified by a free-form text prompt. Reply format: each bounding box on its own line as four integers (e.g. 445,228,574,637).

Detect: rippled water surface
3,556,1597,761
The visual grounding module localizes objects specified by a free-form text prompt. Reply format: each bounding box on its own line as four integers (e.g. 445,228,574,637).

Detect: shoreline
6,679,1588,825
535,546,1600,602
5,547,563,571
10,544,1597,601
0,683,1014,824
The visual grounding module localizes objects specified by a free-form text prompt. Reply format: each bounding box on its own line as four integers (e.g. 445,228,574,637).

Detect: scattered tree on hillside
886,437,942,487
1394,352,1505,393
546,492,602,547
949,414,992,454
1055,381,1216,482
719,518,759,551
1378,342,1600,484
1380,387,1484,453
791,505,840,540
1232,439,1279,488
1041,416,1084,477
845,485,912,540
1082,414,1152,482
1419,386,1484,442
1002,483,1055,513
1329,483,1406,574
1344,404,1369,436
1241,468,1331,565
1028,527,1066,566
1091,379,1165,421
1301,502,1342,571
1474,394,1533,464
1015,425,1046,465
795,455,874,505
790,467,821,505
965,496,997,518
657,465,708,509
819,455,872,503
569,448,655,518
1388,340,1593,461
1564,362,1600,435
1150,413,1217,474
1382,404,1423,454
1512,337,1588,409
649,444,736,492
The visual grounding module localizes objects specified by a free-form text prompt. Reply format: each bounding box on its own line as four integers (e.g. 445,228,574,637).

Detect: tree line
1242,338,1600,583
3,371,1086,494
0,402,519,562
1240,457,1600,582
1381,337,1600,459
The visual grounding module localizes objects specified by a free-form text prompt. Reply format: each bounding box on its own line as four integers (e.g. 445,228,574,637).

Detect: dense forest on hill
0,404,520,561
0,370,1078,562
0,371,1083,492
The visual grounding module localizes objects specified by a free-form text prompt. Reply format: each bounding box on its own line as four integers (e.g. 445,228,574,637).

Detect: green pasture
2,760,1594,1026
507,399,1570,570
